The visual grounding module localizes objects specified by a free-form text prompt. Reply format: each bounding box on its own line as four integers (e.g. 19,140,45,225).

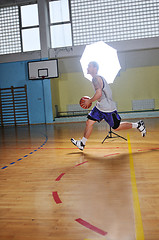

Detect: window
70,0,159,46
49,0,72,48
0,3,40,55
20,4,40,52
0,6,21,54
1,1,159,55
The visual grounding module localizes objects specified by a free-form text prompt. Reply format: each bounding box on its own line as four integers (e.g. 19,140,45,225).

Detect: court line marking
53,161,108,236
1,136,48,171
2,146,155,152
73,161,88,168
56,173,66,181
104,153,120,157
52,191,62,204
75,218,107,236
138,147,159,152
127,134,144,240
52,141,146,238
55,161,88,181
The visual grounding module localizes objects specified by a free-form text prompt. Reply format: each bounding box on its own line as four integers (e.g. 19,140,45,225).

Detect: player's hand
81,98,92,108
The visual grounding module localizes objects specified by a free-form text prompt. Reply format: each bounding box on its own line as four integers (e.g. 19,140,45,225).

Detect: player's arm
83,76,102,108
90,89,102,102
90,76,103,102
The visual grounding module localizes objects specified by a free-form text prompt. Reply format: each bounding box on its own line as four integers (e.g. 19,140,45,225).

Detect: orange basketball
79,96,92,109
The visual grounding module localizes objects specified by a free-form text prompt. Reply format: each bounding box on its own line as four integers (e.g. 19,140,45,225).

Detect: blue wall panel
0,60,53,124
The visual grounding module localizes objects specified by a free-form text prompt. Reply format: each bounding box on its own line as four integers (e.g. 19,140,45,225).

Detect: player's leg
115,122,132,130
71,119,95,151
84,119,95,139
115,120,146,137
71,107,101,150
108,111,146,137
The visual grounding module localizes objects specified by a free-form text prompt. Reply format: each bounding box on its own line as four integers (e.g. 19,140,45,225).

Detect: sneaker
137,120,146,137
71,138,85,151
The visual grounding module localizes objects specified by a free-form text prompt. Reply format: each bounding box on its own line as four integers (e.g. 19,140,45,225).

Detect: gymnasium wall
0,60,53,124
51,64,159,119
1,39,159,124
51,72,94,115
112,66,159,112
0,59,159,124
49,38,159,119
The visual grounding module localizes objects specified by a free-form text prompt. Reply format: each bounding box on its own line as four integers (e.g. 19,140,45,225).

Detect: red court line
0,147,45,149
1,147,142,151
138,147,159,152
73,161,88,168
42,147,122,150
56,173,66,181
55,162,88,181
75,218,107,236
52,191,62,204
104,153,120,157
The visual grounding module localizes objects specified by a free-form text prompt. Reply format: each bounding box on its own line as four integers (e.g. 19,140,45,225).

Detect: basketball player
71,61,146,150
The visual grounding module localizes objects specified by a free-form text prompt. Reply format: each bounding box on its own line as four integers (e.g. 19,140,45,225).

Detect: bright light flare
80,41,121,83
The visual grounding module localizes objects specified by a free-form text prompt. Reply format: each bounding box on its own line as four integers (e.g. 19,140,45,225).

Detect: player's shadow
67,147,158,164
67,152,84,156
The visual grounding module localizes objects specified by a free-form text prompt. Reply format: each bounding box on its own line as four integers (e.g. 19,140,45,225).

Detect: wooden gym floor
0,118,159,240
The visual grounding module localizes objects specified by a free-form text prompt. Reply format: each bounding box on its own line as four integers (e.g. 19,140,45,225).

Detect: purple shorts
87,106,121,129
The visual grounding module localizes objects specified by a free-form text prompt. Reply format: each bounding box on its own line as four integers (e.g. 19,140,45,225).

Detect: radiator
67,104,83,111
132,99,155,111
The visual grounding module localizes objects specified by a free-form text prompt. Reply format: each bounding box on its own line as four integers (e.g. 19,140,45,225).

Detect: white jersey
92,75,116,113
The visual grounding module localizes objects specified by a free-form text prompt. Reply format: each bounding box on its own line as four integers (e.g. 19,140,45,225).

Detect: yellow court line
127,134,144,240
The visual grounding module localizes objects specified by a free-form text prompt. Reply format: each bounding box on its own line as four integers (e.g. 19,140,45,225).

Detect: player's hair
89,61,99,72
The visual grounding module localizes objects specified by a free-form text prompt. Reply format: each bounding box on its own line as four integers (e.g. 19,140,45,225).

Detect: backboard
28,59,59,80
